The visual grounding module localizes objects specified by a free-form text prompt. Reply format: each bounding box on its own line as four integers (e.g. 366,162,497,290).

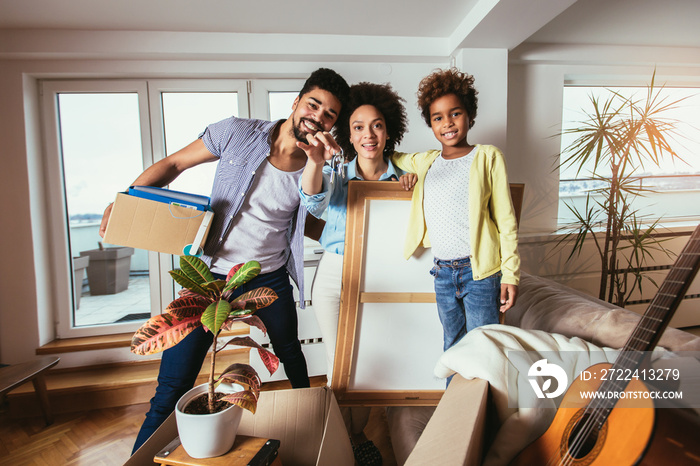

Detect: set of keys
329,149,345,185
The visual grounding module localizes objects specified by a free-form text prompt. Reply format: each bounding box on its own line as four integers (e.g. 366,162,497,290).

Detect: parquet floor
0,403,147,466
0,376,398,466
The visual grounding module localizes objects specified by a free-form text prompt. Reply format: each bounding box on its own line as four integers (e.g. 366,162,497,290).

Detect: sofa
399,271,700,465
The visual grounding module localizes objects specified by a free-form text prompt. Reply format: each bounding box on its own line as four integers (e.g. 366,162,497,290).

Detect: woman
299,82,415,466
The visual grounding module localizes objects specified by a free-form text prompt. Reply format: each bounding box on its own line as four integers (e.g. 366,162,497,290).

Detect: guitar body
513,363,655,465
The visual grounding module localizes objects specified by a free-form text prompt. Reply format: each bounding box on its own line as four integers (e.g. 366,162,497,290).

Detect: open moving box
125,385,354,466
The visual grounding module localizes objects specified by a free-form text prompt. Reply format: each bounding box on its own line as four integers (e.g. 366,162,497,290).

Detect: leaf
179,255,215,285
178,288,204,299
230,287,278,311
257,347,280,376
220,314,259,332
220,389,259,414
224,261,261,292
226,263,244,282
201,300,231,336
227,308,255,319
220,336,280,375
131,313,202,355
231,315,267,334
169,269,209,297
202,279,227,297
217,363,262,392
165,296,210,318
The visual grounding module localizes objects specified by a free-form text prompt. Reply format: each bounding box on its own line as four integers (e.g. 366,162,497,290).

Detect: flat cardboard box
103,192,213,257
405,376,490,466
124,385,354,466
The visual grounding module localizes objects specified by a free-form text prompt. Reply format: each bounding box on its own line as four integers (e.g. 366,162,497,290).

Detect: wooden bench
0,356,60,425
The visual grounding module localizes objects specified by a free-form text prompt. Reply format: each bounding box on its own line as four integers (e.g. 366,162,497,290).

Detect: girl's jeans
132,266,309,454
430,256,501,352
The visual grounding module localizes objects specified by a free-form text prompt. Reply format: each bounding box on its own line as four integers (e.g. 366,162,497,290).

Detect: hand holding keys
329,149,345,185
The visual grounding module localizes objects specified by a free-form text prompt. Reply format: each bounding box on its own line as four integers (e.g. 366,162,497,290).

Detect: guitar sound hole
567,414,600,459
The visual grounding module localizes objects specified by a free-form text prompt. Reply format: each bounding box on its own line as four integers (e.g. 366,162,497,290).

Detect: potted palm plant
131,255,280,458
557,72,687,307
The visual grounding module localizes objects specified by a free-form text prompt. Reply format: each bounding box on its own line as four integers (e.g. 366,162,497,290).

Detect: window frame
41,80,157,338
250,79,305,121
40,78,266,338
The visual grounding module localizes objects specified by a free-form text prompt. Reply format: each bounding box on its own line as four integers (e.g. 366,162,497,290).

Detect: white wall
454,48,509,152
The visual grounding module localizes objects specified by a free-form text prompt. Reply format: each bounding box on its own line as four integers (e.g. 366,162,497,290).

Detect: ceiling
0,0,698,51
1,0,476,37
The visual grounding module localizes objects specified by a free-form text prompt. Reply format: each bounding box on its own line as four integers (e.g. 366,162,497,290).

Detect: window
41,78,301,338
151,80,248,195
559,84,700,226
57,90,152,329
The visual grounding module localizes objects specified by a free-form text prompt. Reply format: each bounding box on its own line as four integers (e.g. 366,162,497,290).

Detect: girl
392,68,521,360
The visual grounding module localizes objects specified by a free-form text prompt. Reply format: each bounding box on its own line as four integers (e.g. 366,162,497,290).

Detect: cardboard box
125,385,354,466
103,192,213,257
405,376,490,466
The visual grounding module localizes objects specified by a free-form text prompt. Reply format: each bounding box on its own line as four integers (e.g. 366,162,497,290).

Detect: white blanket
433,324,619,466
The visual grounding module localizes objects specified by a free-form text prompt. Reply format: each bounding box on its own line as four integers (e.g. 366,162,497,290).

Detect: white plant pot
175,383,244,458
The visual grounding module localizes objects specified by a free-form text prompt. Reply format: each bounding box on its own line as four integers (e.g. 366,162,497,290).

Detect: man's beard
293,117,323,143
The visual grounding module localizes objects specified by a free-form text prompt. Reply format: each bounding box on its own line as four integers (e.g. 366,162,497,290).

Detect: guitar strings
550,233,699,466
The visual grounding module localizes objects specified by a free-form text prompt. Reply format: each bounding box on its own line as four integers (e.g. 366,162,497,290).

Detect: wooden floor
0,403,146,466
0,376,398,466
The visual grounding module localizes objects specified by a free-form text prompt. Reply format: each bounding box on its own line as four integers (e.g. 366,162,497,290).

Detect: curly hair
298,68,350,125
335,82,408,160
417,68,478,128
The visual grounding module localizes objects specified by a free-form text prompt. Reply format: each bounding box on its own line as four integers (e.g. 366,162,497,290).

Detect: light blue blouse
299,158,403,255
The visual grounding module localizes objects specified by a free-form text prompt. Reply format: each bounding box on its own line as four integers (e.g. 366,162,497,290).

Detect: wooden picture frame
331,181,525,407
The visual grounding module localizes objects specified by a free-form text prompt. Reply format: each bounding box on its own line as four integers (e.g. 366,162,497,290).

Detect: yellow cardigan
391,145,520,286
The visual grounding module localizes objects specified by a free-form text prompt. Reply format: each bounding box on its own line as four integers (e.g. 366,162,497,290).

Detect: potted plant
556,72,687,307
131,255,280,458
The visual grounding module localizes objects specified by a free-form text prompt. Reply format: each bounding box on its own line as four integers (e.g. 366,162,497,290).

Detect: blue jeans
132,266,309,453
430,257,501,352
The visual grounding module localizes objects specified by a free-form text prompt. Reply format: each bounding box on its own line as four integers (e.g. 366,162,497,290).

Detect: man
99,68,349,453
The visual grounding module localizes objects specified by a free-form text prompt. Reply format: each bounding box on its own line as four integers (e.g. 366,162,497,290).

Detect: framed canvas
331,181,444,406
331,181,525,407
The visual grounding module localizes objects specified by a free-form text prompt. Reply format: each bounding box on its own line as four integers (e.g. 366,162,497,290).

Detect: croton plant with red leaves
131,256,280,414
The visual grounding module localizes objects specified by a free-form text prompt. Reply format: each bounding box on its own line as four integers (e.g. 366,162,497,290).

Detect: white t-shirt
423,152,474,260
211,159,303,275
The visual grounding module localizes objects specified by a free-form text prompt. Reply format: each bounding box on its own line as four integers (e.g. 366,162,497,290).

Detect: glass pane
560,86,700,183
58,93,151,327
559,85,700,224
269,91,298,122
163,92,239,195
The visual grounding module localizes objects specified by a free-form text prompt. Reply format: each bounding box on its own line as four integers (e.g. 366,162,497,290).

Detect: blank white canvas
362,199,434,293
350,302,445,390
349,197,445,390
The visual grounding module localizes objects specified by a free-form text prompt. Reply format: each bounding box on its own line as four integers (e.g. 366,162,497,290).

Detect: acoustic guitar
513,225,700,466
